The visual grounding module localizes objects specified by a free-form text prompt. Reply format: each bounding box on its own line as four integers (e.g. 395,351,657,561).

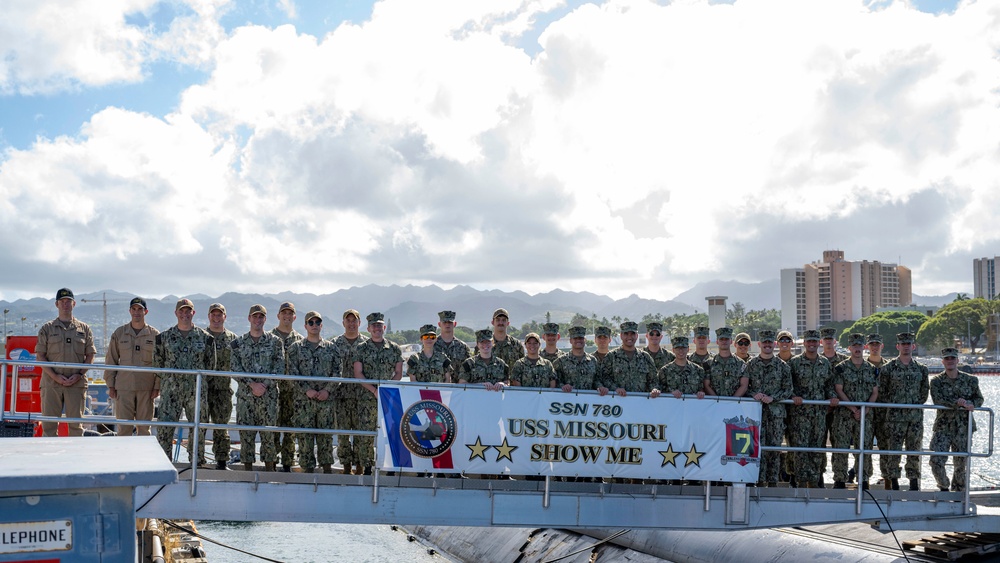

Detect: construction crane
80,292,129,353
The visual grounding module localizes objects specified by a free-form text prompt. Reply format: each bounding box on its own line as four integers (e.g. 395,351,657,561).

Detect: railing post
964,408,973,514
0,361,8,419
191,372,203,497
857,404,865,515
10,362,19,417
543,475,550,508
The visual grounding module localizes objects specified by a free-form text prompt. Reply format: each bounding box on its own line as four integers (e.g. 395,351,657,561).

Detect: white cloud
0,0,225,94
2,0,999,302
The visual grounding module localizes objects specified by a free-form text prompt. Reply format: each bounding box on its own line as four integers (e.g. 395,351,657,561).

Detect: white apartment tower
974,257,998,300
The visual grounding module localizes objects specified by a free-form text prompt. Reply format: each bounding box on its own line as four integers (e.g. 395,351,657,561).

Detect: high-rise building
780,251,912,337
974,257,998,300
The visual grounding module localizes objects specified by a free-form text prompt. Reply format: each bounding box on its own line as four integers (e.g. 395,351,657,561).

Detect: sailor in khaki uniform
36,288,96,437
105,297,160,436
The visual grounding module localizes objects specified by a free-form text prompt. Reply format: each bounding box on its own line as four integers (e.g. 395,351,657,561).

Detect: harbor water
192,377,1000,562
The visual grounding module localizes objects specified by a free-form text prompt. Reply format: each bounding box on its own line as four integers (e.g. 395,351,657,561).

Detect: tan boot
342,465,353,475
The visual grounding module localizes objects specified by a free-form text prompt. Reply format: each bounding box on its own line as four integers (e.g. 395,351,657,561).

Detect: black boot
861,480,870,491
891,478,900,491
847,467,856,483
833,481,846,489
909,478,920,491
215,460,229,470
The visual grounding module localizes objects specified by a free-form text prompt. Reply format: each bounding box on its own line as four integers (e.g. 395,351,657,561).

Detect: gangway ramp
135,468,998,532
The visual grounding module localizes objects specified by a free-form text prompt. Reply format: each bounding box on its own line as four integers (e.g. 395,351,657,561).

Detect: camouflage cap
866,333,883,344
670,335,690,348
129,297,148,309
542,322,560,335
304,311,322,323
847,333,866,346
492,308,509,320
941,347,959,358
776,330,793,341
757,329,776,342
620,321,639,333
279,301,296,314
419,324,437,337
249,304,267,316
366,312,386,324
568,326,587,338
820,327,838,339
343,309,361,320
595,326,612,338
802,329,822,341
646,321,664,333
896,332,916,344
175,298,195,311
523,332,541,344
734,332,752,343
475,329,493,342
55,288,75,301
208,302,226,314
438,310,457,322
693,326,710,337
716,327,734,339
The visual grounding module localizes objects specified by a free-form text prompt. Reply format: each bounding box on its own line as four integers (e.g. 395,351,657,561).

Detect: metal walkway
133,465,1000,532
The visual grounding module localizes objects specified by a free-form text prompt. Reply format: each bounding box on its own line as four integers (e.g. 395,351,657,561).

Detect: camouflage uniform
592,351,609,372
460,355,508,384
878,357,929,480
831,360,878,483
866,356,887,477
153,326,217,463
553,353,599,391
687,351,713,373
434,337,472,373
272,328,303,468
540,349,564,363
643,347,676,372
230,332,285,465
493,335,525,378
510,357,556,388
819,351,850,477
406,350,452,383
598,348,658,392
659,361,706,394
287,338,340,471
330,334,369,468
206,328,238,463
707,354,747,397
353,338,403,466
929,372,984,491
744,356,793,484
787,354,833,484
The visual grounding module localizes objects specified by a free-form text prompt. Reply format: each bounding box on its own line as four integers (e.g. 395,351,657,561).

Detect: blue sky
0,0,993,303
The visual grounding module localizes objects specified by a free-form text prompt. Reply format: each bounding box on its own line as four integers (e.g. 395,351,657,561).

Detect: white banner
377,385,762,482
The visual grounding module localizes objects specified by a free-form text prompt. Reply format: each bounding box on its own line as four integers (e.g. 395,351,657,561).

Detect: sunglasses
648,331,662,336
736,340,750,346
421,334,437,340
778,338,792,343
306,320,322,326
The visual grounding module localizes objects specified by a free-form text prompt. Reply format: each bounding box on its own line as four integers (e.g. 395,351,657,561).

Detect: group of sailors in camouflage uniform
39,289,984,490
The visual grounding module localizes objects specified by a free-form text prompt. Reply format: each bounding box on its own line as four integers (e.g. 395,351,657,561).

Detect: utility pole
2,309,7,345
80,292,128,354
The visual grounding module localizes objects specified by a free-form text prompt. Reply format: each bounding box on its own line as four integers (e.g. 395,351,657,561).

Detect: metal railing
2,358,994,516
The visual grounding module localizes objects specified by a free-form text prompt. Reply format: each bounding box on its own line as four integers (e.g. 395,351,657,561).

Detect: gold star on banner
684,444,705,468
494,437,518,462
466,437,488,461
659,444,679,467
